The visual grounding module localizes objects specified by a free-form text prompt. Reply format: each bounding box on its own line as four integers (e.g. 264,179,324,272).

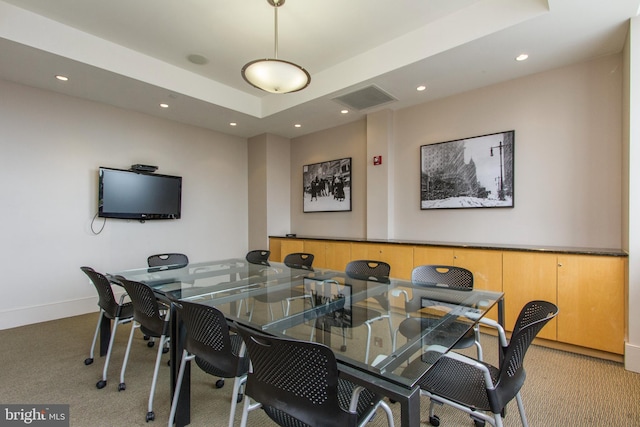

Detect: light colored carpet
1,312,639,426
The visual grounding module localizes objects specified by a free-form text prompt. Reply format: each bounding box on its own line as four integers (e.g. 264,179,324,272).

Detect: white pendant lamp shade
242,59,310,93
241,0,310,94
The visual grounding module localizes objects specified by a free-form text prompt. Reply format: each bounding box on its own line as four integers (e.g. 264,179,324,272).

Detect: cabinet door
413,247,454,267
280,240,305,261
268,238,283,262
557,255,625,354
454,249,503,321
351,243,413,279
324,242,351,271
502,251,557,339
303,240,326,268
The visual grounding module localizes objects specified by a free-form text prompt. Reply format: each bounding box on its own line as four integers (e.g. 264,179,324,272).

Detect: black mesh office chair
114,277,171,422
236,324,395,427
81,266,134,389
147,253,189,270
339,260,393,363
283,252,314,270
393,265,483,360
168,301,250,427
245,250,270,266
415,300,559,427
250,252,315,321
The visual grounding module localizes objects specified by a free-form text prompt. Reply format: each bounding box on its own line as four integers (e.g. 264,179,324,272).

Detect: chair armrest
477,317,508,347
348,386,365,413
390,288,409,302
439,351,494,389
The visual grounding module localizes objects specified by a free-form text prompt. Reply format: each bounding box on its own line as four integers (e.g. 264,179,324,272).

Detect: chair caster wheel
96,380,107,389
473,420,485,427
215,379,225,389
167,360,171,366
162,347,169,354
118,383,126,391
237,393,243,403
144,335,150,341
146,411,155,422
340,345,347,352
429,415,440,426
84,357,94,365
147,341,155,348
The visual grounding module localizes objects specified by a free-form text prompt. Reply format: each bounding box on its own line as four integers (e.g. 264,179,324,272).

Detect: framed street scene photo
303,157,352,212
420,130,514,209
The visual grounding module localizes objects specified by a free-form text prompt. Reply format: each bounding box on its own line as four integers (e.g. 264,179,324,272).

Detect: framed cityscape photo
420,130,514,209
303,157,352,212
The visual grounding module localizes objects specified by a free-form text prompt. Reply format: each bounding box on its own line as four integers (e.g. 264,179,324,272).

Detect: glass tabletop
111,258,503,390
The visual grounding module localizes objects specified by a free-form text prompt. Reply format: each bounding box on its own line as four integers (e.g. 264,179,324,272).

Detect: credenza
269,236,627,358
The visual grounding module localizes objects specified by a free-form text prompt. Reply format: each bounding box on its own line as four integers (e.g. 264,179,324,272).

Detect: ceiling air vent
332,85,397,111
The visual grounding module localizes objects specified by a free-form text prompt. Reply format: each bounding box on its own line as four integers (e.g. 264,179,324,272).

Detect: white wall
624,16,640,372
392,54,623,248
290,120,367,238
0,80,248,329
290,55,623,249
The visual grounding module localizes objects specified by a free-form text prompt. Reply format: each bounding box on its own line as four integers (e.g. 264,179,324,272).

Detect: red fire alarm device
373,155,383,165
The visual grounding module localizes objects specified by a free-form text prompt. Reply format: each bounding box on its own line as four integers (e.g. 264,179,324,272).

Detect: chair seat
262,377,381,427
417,350,500,411
194,334,250,378
398,317,475,348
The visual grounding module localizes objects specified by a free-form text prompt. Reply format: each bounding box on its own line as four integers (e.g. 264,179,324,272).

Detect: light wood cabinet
414,247,502,320
502,251,558,340
302,240,351,270
279,239,305,261
351,243,413,279
556,255,625,354
269,237,626,355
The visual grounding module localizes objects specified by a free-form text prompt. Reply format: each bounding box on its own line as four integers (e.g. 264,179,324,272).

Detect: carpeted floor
1,312,639,426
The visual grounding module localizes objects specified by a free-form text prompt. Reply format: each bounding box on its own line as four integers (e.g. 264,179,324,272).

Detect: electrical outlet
374,337,383,348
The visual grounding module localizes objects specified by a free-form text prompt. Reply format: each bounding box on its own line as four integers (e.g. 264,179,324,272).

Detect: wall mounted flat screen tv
98,167,182,220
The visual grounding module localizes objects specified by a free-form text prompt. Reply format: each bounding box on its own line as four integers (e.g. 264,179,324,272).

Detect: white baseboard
624,342,640,373
0,297,99,330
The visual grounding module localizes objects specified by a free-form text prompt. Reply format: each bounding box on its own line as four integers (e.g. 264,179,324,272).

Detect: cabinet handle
558,263,563,267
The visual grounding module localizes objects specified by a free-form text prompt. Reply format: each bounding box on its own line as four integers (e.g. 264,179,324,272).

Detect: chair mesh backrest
284,253,314,270
411,265,473,290
246,250,271,266
345,260,391,281
488,300,559,413
147,253,189,269
237,325,355,427
116,277,168,337
81,266,120,318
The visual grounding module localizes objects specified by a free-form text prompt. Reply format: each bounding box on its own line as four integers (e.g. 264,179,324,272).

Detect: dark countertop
269,235,628,257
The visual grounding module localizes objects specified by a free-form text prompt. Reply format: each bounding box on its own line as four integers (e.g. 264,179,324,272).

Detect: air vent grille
332,85,397,111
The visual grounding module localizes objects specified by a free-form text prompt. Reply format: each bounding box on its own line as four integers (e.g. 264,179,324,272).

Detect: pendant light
241,0,310,94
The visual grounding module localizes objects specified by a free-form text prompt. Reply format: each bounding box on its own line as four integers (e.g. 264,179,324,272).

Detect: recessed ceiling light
294,124,302,128
416,85,427,91
515,54,529,62
341,109,349,114
230,122,237,127
55,75,69,81
160,103,169,108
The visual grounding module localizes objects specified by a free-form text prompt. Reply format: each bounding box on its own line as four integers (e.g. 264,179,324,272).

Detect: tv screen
98,167,182,220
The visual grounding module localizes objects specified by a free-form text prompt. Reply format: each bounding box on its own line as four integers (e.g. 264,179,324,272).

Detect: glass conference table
111,258,504,427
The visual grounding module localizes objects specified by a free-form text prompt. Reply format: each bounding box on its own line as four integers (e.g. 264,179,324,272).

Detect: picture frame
303,157,352,212
420,130,514,209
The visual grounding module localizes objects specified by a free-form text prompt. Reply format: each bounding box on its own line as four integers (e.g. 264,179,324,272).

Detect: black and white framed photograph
420,131,514,209
303,157,352,212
